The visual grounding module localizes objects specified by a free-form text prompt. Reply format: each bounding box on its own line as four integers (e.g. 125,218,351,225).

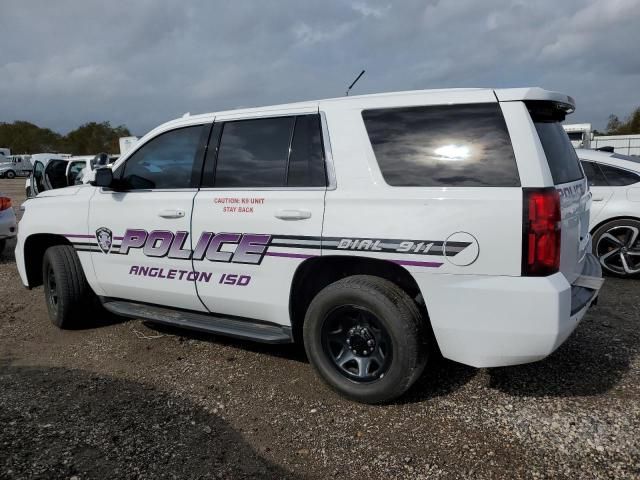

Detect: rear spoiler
495,87,575,114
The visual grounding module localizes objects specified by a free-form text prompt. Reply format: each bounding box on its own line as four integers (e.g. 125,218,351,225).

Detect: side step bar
102,299,293,344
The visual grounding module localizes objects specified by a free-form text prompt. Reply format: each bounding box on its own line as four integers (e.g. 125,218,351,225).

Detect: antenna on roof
346,70,365,96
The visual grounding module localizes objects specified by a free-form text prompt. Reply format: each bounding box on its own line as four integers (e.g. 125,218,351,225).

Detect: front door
191,110,328,325
89,123,210,311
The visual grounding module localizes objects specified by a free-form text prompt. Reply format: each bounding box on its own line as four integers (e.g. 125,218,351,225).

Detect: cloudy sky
1,0,638,135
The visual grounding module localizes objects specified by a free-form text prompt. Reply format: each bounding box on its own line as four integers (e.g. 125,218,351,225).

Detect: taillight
0,197,11,211
522,188,561,276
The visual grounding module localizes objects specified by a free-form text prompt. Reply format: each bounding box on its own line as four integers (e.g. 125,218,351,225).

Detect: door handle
275,209,312,220
592,197,605,202
158,209,186,219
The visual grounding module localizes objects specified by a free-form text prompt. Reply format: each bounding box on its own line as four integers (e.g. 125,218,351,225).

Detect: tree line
0,121,131,155
605,107,640,135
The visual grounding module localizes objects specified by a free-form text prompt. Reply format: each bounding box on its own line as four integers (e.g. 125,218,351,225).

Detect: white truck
15,87,603,403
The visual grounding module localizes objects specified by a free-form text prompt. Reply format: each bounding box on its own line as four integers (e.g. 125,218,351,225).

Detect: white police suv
16,88,603,403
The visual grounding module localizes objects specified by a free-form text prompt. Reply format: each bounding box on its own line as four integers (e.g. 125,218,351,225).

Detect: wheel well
591,216,640,236
289,255,427,342
23,234,71,287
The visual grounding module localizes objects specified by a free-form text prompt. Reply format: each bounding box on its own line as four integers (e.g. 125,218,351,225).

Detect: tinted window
215,117,294,188
45,160,69,189
598,164,640,186
122,125,204,189
362,103,520,187
534,122,583,184
287,115,326,187
580,161,607,187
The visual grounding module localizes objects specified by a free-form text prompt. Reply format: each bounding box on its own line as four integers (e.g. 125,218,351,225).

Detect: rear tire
592,218,640,278
303,275,428,404
42,245,98,328
0,239,6,255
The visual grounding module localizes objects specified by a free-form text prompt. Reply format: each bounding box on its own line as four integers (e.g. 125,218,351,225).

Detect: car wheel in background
0,239,6,255
5,170,16,179
303,275,428,404
42,245,99,328
593,218,640,278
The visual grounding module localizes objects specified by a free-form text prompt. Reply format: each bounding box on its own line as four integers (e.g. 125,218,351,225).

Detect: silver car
0,193,17,253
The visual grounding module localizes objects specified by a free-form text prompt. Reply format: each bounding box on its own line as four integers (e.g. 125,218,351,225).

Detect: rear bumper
414,253,603,368
0,209,17,239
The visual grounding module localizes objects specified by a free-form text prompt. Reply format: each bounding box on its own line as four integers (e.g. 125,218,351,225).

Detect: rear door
579,160,613,225
531,111,589,283
190,109,327,325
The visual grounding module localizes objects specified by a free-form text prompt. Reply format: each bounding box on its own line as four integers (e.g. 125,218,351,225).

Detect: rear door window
361,103,520,187
598,164,640,186
287,115,326,187
211,114,326,188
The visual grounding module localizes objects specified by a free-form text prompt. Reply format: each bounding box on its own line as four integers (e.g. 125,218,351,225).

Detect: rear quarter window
534,122,583,185
362,103,520,187
598,164,640,186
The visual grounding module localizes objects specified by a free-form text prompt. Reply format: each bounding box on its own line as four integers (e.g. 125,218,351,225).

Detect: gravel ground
0,178,639,479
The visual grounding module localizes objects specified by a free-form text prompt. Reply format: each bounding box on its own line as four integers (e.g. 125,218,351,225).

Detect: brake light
0,197,11,211
522,188,561,276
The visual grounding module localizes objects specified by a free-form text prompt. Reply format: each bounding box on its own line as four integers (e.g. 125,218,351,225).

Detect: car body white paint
15,87,601,368
575,148,640,229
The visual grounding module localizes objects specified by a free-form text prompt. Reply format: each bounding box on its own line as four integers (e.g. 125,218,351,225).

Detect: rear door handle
275,209,312,220
158,209,186,219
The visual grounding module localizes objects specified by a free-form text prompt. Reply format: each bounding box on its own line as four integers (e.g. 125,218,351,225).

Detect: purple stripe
65,233,123,240
391,259,443,268
265,252,316,260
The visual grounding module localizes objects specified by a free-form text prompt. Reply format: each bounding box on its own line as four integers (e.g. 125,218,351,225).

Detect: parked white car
0,193,17,254
576,148,640,277
16,87,603,403
27,153,119,197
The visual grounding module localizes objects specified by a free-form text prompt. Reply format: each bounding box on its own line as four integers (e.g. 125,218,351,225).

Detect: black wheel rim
45,265,59,315
596,225,640,276
321,305,393,383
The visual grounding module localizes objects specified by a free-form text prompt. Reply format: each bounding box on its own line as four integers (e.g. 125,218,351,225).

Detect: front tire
43,245,97,328
593,218,640,278
303,275,428,404
5,170,15,179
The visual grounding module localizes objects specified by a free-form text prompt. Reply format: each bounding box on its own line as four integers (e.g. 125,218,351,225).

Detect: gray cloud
0,0,638,135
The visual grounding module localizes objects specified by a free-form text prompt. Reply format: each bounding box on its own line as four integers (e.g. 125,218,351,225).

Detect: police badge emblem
96,227,113,254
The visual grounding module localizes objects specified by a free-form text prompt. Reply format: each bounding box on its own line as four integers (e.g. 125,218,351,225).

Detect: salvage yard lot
0,178,638,479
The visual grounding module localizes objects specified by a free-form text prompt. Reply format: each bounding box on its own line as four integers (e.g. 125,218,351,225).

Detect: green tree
61,122,131,155
0,121,62,153
0,120,131,154
606,108,640,135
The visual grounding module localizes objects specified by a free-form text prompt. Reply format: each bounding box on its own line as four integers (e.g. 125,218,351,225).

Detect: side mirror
91,167,113,188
